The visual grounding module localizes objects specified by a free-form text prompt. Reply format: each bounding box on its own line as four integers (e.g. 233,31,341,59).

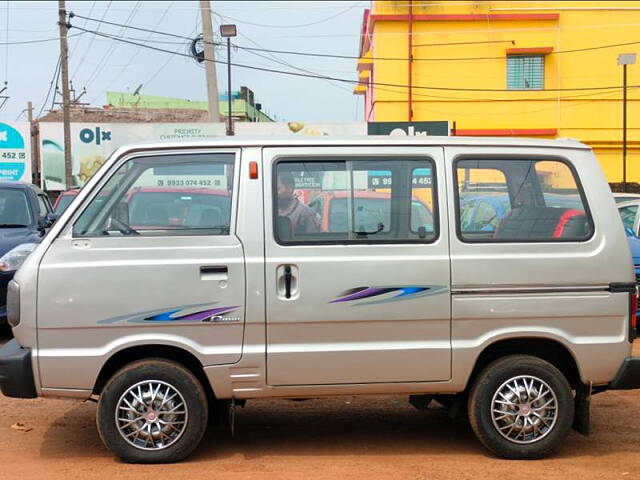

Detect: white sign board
39,122,226,190
0,121,32,183
235,122,367,136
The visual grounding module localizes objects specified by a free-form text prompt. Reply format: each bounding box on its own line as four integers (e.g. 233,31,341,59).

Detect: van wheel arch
92,345,216,405
468,338,582,390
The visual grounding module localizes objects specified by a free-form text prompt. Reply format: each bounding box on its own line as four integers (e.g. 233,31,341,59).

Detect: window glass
275,158,436,243
73,153,234,237
456,159,592,242
0,189,33,226
507,55,544,90
37,195,49,217
619,205,638,230
54,194,75,213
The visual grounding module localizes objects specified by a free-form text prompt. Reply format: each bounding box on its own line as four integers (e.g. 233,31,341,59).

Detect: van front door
264,146,451,386
36,150,246,390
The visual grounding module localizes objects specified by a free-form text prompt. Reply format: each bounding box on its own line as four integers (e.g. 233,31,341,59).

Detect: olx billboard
367,121,450,136
39,123,226,190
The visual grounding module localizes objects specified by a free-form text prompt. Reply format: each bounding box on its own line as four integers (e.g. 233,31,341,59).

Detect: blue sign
0,122,25,149
0,162,26,181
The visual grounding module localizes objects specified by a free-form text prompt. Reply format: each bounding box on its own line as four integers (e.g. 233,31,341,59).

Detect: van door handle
200,265,228,281
284,265,292,299
277,264,298,300
200,265,228,274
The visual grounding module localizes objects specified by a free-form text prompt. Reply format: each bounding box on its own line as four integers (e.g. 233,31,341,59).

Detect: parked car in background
613,193,640,204
0,181,56,323
308,190,434,234
53,188,79,214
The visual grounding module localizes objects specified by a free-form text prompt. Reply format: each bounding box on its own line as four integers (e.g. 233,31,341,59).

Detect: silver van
2,137,639,463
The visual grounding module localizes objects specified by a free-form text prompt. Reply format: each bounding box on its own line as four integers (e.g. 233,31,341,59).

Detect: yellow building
355,1,640,187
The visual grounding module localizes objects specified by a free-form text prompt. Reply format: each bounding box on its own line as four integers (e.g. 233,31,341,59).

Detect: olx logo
79,127,112,145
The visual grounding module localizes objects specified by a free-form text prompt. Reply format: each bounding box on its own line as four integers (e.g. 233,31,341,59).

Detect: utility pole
200,0,221,123
58,0,73,189
27,101,38,184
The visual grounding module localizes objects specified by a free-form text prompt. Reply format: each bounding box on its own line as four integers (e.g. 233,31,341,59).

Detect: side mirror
40,213,60,231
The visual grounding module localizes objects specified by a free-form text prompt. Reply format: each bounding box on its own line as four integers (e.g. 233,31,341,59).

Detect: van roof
112,136,591,156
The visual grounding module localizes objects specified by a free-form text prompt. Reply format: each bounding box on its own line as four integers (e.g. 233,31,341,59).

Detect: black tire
97,358,209,464
468,355,574,460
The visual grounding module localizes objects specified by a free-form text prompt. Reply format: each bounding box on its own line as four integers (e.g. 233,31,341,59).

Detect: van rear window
274,158,437,244
455,158,593,243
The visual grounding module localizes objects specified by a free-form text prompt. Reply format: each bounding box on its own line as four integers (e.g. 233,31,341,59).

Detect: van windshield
0,188,32,227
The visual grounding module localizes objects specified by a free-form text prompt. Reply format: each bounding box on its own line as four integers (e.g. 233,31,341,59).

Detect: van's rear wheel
97,358,208,463
468,355,573,459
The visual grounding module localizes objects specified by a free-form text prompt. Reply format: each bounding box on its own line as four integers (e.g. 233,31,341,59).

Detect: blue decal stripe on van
144,306,239,322
331,285,448,306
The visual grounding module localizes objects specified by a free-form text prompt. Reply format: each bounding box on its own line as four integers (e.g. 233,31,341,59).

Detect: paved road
1,333,639,479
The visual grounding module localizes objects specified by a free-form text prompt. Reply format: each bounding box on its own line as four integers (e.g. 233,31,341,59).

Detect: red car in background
52,188,80,213
307,190,434,233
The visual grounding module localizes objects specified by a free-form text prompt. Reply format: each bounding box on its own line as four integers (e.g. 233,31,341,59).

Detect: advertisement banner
0,121,32,183
39,122,226,190
367,121,450,136
235,122,367,136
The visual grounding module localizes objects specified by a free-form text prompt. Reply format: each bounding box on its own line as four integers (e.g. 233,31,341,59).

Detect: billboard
39,122,226,190
367,121,450,136
0,122,32,183
235,122,366,136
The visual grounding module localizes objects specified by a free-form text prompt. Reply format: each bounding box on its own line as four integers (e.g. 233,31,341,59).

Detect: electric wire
83,1,141,93
37,55,61,118
67,14,640,62
217,3,361,29
71,0,104,82
69,25,640,95
0,32,84,45
97,1,174,102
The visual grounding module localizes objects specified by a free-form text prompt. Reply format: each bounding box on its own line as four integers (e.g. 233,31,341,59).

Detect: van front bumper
609,357,640,390
0,339,37,398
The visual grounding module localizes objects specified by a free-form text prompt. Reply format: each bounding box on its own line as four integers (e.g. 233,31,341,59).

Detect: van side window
73,153,234,237
274,158,436,244
456,158,593,242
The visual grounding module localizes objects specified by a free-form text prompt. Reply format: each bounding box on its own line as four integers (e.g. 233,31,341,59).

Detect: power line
83,1,141,92
71,0,103,81
70,24,640,95
0,32,84,45
66,13,640,63
218,3,361,29
38,55,61,118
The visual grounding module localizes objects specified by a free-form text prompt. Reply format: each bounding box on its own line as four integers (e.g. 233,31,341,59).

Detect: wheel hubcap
490,375,558,444
115,380,188,451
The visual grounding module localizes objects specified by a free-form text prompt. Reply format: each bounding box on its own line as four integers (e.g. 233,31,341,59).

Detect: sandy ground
1,332,640,479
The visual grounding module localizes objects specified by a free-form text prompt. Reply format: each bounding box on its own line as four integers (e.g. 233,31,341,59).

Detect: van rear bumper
0,339,37,398
609,357,640,390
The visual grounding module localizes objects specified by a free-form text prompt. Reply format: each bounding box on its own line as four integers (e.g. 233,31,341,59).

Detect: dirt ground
1,333,640,480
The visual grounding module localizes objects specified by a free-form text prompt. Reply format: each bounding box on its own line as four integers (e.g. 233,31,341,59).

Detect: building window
507,55,544,90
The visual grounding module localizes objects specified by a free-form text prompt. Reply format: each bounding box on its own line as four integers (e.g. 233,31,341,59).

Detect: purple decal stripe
331,287,396,303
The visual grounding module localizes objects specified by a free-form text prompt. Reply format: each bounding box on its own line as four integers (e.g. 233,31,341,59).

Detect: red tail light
632,292,638,330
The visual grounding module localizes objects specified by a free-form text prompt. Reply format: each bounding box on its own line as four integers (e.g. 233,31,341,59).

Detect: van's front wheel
97,359,208,463
468,355,574,459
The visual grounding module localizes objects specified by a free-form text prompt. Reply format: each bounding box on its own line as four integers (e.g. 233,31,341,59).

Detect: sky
0,1,369,123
